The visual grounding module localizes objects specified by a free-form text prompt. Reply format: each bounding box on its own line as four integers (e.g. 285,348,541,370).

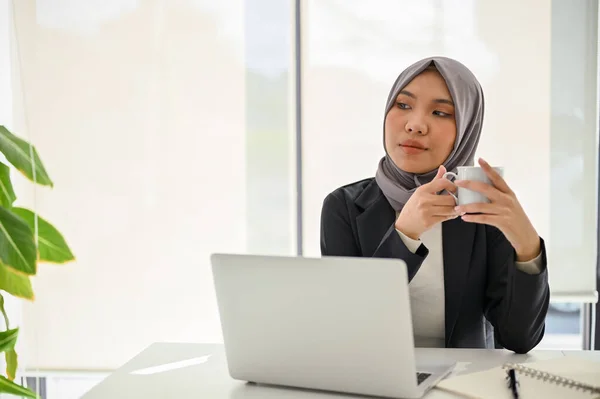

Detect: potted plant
0,125,74,398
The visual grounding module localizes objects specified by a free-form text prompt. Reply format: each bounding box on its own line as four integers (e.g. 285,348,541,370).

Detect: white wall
301,0,598,301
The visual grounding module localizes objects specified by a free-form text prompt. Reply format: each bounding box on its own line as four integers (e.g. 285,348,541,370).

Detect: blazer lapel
442,217,476,346
355,181,395,256
354,179,476,346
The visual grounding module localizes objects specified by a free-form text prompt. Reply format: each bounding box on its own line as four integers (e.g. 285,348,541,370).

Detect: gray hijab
375,56,484,211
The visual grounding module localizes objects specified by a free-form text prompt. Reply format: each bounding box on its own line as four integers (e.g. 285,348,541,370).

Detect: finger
424,195,459,213
478,158,511,194
436,183,458,196
427,177,457,194
443,185,458,195
454,180,502,202
455,202,503,215
461,213,501,226
429,194,458,207
435,187,457,198
429,206,459,217
433,165,447,180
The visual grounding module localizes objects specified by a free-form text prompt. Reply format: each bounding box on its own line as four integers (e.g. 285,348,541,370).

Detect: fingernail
454,206,461,211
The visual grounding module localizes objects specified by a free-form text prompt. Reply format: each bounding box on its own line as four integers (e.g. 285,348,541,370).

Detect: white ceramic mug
442,166,504,205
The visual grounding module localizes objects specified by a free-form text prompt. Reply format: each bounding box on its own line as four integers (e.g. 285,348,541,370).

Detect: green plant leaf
6,349,17,381
0,207,36,275
0,265,34,300
0,126,52,188
0,375,37,398
0,296,18,382
0,328,18,354
0,293,9,328
11,208,74,264
0,162,16,208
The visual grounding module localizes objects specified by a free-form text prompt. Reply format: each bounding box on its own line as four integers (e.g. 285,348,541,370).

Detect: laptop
210,254,455,398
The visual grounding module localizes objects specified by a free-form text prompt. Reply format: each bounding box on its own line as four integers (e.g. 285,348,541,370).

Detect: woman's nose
405,119,428,135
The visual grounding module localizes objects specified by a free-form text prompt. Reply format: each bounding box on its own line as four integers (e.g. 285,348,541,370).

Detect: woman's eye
433,110,450,117
397,102,410,109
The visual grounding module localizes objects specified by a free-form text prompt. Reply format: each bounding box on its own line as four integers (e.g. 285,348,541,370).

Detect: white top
395,221,543,348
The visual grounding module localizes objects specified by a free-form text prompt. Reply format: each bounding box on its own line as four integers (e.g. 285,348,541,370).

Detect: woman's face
384,69,457,174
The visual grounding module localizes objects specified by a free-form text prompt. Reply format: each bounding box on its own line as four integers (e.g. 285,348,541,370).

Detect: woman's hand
395,165,459,240
454,158,541,261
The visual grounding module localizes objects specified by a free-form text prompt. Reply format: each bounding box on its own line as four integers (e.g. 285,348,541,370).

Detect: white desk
82,343,600,399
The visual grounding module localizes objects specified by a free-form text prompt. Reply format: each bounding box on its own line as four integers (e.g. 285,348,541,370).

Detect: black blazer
320,178,550,354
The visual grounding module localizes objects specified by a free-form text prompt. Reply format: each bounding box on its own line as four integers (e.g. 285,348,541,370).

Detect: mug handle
441,172,458,204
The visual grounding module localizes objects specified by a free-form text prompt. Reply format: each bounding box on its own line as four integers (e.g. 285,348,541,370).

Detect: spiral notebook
435,356,600,398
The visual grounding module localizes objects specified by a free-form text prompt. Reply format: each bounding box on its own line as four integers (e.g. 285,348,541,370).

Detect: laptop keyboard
416,372,431,385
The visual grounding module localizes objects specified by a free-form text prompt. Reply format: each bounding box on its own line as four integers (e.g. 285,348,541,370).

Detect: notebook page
435,357,600,399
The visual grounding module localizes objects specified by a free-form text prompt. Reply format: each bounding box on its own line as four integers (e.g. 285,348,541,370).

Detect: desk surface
82,343,600,399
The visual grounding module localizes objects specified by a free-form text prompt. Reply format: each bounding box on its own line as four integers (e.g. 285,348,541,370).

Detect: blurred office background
0,0,598,397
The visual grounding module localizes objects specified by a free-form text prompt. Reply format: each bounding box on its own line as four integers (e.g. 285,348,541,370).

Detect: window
1,1,597,397
11,0,295,372
301,0,598,347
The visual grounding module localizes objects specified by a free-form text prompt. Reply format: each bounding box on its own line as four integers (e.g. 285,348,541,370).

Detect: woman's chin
391,158,436,174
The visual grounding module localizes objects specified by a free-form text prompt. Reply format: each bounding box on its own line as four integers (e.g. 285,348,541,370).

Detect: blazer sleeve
483,226,550,354
320,191,429,281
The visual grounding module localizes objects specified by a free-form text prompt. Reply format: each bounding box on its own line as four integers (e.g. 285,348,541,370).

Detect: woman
320,56,549,354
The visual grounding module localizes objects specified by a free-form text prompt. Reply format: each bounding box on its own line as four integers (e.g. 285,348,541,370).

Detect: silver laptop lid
211,254,419,398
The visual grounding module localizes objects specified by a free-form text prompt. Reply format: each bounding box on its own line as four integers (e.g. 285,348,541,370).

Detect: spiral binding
502,363,600,395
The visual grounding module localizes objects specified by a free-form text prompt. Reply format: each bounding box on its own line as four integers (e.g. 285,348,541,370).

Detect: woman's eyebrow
399,90,416,99
433,98,454,106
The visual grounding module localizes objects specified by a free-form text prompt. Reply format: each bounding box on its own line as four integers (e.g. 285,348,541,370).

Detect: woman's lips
400,145,426,155
399,140,427,154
